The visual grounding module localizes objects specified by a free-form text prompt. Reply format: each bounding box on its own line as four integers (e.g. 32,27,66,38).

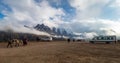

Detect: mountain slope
34,24,73,37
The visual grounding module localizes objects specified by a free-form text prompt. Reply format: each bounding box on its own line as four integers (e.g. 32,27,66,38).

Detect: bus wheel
90,41,94,44
106,42,110,44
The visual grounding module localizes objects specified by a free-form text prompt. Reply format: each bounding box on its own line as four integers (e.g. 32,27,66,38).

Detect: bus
89,35,117,44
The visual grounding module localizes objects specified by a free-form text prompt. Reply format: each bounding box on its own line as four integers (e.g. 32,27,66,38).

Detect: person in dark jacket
7,39,12,48
67,38,70,43
73,39,75,42
22,37,28,46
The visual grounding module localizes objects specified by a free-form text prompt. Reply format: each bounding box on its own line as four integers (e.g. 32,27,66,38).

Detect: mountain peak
34,24,73,37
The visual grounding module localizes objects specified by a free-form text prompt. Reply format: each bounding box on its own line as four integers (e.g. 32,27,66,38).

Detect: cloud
110,0,120,7
0,0,65,35
2,0,65,24
59,0,120,38
69,0,111,19
109,0,120,17
1,0,120,39
59,18,120,38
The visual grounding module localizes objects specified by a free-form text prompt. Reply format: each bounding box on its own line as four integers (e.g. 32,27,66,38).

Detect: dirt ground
0,41,120,63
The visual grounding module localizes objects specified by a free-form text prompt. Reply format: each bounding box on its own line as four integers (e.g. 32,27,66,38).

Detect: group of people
67,38,75,43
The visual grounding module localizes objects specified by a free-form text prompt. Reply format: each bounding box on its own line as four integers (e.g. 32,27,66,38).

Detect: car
40,37,52,41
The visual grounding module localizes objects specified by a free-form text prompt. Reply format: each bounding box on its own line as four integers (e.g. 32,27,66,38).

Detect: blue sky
0,13,5,19
0,0,120,37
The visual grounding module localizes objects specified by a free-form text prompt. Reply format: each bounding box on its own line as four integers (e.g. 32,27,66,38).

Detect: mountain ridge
34,24,73,37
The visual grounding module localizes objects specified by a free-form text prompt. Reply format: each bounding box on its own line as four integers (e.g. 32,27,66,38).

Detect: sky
0,0,120,38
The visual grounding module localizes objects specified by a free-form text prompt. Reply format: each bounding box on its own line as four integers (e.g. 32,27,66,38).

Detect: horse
7,39,23,48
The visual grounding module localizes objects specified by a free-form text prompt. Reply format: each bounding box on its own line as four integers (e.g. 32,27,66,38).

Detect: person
73,39,75,42
67,38,70,43
7,39,12,48
36,37,40,42
22,37,28,46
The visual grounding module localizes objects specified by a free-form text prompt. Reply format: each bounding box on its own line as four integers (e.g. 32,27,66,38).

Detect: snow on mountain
34,24,73,37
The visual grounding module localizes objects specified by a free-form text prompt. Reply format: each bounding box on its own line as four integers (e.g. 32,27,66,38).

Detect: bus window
107,37,110,40
101,37,104,40
111,37,113,40
96,37,99,40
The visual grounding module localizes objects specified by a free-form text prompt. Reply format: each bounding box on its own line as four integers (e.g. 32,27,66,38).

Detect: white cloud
110,0,120,7
83,32,98,39
70,0,110,10
69,0,111,19
59,18,120,38
0,0,65,35
109,0,120,16
1,0,120,39
61,0,120,38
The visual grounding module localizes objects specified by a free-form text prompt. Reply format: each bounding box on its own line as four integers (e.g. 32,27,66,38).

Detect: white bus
89,35,117,44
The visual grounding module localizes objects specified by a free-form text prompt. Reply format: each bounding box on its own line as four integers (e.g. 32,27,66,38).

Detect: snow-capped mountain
34,24,73,37
23,24,87,39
